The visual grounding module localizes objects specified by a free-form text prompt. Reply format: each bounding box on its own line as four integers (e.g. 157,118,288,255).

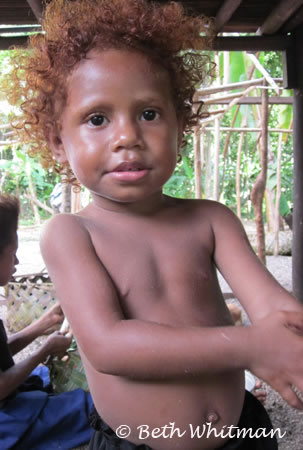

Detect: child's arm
210,200,302,320
209,200,303,408
0,332,71,401
41,213,303,409
8,303,64,356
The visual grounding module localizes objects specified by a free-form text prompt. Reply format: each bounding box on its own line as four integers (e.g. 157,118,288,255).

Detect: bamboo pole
197,78,267,96
246,53,280,94
0,140,19,146
194,128,202,199
72,189,82,213
200,129,205,197
200,85,257,125
219,59,258,197
203,91,253,104
204,132,212,199
273,132,283,256
213,118,220,201
204,127,292,133
24,193,53,215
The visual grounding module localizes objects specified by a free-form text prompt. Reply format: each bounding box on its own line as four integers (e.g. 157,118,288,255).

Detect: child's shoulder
174,197,235,218
40,212,89,251
173,198,243,234
42,212,85,233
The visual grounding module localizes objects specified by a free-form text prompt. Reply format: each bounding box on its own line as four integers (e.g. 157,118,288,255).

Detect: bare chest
88,219,230,326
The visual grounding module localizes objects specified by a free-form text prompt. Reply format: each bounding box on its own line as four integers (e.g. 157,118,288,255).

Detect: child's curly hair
5,0,214,179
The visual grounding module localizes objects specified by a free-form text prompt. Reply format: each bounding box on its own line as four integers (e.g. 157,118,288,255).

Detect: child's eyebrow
69,93,167,116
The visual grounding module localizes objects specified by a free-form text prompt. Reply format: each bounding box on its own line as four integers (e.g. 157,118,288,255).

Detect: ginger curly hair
5,0,214,179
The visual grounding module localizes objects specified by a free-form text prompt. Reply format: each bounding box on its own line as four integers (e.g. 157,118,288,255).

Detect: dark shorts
88,391,278,449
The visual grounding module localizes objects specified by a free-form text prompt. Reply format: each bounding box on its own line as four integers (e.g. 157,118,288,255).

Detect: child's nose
15,255,19,266
111,118,143,151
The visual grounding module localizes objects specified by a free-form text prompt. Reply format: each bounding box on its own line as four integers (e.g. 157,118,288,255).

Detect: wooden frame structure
1,0,303,299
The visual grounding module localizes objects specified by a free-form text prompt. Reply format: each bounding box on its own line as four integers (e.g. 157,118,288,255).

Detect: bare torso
77,197,245,449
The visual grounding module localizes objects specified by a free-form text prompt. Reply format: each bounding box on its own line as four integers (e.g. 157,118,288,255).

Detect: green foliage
0,145,59,224
164,136,195,198
165,50,293,222
0,49,294,225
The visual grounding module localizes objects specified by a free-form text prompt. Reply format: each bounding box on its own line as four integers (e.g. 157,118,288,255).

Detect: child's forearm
77,310,303,409
0,346,48,401
81,320,253,379
246,288,303,323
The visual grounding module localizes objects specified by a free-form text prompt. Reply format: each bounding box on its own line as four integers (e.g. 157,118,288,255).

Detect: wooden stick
204,127,293,133
246,53,280,94
200,86,257,125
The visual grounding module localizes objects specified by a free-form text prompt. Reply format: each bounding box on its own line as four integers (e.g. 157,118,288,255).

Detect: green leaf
279,194,290,216
181,156,193,179
15,149,26,162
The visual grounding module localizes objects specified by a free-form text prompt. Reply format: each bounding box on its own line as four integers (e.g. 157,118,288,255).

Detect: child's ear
48,130,67,164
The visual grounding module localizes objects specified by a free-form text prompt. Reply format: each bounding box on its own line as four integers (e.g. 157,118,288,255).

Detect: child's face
0,233,19,286
51,49,183,207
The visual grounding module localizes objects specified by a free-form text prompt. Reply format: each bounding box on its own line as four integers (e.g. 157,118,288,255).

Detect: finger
253,390,267,404
282,310,303,330
254,379,263,389
278,383,303,410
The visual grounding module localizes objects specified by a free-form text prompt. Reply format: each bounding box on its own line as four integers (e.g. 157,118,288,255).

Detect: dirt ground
1,225,303,449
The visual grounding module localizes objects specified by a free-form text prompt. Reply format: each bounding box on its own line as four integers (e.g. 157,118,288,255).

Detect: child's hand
43,331,72,358
249,310,303,410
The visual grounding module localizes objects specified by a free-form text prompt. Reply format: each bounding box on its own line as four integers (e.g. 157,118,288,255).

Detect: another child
0,194,93,449
5,1,303,448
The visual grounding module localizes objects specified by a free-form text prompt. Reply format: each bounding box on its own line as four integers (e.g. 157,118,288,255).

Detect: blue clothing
0,388,93,449
0,320,93,449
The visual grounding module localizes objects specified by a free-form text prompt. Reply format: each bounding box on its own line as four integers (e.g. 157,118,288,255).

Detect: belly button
206,411,220,424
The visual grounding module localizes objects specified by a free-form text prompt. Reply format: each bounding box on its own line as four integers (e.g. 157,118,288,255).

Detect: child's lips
108,161,150,182
109,168,150,182
113,161,147,172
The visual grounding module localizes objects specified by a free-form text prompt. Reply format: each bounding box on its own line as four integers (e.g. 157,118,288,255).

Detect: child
5,1,303,448
0,194,93,449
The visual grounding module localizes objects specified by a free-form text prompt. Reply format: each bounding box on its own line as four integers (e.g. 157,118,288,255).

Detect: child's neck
89,192,173,216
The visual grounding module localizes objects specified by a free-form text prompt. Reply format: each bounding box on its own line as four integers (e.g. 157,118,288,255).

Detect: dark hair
0,195,20,254
5,0,214,181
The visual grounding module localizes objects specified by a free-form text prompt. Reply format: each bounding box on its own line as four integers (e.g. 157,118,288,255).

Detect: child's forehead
65,48,174,101
72,48,168,81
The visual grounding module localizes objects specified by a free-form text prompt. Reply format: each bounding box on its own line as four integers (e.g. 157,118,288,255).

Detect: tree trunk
264,188,275,232
0,169,8,190
250,86,268,264
61,170,72,213
25,159,40,225
236,111,247,218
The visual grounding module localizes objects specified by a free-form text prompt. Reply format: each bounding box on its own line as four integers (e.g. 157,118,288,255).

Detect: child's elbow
86,345,128,376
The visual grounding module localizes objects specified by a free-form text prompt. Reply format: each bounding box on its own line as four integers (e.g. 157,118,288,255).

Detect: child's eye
88,114,107,127
141,109,159,121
